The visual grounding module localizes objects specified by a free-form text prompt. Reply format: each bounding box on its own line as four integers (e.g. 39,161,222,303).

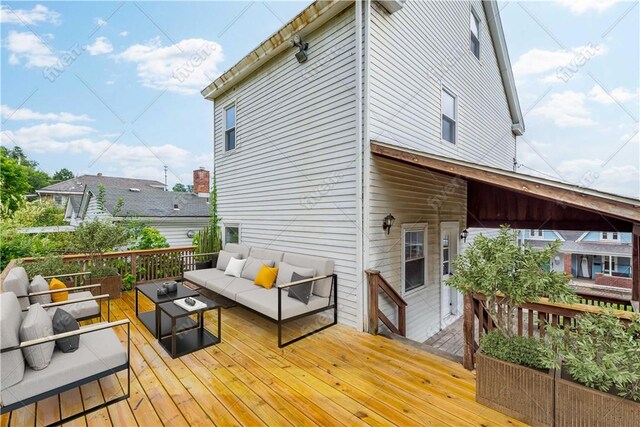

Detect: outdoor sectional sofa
183,243,338,347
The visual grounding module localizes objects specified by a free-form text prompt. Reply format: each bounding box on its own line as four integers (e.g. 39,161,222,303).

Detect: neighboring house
200,1,640,342
521,229,633,290
37,174,166,208
71,169,213,247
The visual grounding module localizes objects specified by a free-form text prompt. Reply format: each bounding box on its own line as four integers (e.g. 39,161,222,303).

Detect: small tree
70,219,131,276
172,183,187,192
130,226,169,250
52,168,74,181
447,226,576,337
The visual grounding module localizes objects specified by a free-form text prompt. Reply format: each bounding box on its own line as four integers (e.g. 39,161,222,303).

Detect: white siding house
202,0,523,339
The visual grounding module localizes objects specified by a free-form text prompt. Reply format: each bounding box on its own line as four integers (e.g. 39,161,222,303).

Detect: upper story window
470,10,480,59
601,231,618,241
530,229,544,238
224,105,236,151
441,88,457,144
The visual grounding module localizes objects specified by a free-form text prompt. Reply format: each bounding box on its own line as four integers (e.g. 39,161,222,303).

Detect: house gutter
482,1,525,135
201,0,353,101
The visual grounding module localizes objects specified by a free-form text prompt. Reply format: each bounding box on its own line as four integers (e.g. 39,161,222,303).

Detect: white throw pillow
224,257,246,278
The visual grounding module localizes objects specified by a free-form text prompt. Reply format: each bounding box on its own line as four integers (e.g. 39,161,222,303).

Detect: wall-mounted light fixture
382,214,395,235
290,34,309,63
460,229,469,243
186,230,195,238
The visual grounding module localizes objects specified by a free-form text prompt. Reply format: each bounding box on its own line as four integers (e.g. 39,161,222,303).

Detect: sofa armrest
276,274,333,289
25,284,101,297
1,319,129,352
22,294,109,311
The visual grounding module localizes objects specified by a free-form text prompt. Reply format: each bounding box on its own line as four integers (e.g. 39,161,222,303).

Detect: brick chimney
193,167,210,197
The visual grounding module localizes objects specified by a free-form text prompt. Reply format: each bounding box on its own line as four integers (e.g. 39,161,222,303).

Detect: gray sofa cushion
282,253,334,297
1,292,25,389
205,276,257,300
216,250,242,271
240,257,275,282
183,268,226,287
224,243,250,259
287,272,313,305
29,275,52,305
20,304,55,370
52,309,79,353
236,288,330,320
248,247,284,267
3,267,30,310
61,292,100,320
1,326,127,406
276,262,316,289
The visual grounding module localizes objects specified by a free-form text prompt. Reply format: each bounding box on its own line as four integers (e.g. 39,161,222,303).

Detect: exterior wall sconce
460,229,469,242
382,214,395,235
290,34,309,63
186,230,195,238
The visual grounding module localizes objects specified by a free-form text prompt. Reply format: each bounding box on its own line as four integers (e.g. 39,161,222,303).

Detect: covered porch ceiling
370,141,640,302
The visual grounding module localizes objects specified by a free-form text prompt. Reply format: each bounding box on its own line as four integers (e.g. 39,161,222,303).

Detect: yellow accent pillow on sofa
254,265,279,289
49,278,69,302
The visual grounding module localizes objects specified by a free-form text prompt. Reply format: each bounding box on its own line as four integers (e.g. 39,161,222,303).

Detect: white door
440,222,461,328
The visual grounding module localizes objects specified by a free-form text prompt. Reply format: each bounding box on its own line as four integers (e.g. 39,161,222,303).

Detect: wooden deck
1,290,526,426
424,317,464,360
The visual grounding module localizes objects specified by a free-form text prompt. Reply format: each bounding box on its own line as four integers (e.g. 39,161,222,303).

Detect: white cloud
588,85,639,104
119,31,129,37
554,0,620,14
513,44,606,82
5,30,58,68
87,36,113,55
1,123,192,169
556,159,639,198
530,91,597,127
0,105,92,122
95,17,107,27
0,4,60,25
116,37,224,94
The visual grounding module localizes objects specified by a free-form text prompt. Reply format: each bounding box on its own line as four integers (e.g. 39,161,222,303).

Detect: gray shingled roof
556,230,584,241
527,239,631,257
38,174,166,194
83,184,210,218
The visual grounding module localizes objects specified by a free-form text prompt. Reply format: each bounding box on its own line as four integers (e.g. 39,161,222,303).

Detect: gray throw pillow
216,250,242,271
241,257,276,282
288,272,313,305
20,303,55,370
52,308,80,353
29,275,52,305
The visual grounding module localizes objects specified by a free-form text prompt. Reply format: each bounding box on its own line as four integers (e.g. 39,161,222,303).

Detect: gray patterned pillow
29,275,52,305
20,304,55,370
287,272,313,305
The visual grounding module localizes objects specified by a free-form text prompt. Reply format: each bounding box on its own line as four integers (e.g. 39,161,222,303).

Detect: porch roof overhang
370,141,640,232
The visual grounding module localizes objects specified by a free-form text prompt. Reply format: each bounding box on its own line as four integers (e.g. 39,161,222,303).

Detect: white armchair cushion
1,292,25,389
20,304,55,370
224,258,246,278
29,275,52,305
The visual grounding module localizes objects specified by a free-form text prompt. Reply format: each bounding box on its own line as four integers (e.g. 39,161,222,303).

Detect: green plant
129,226,169,250
18,254,81,278
193,226,220,257
122,273,136,291
447,226,576,337
70,219,130,277
480,330,554,370
207,173,223,251
546,311,640,401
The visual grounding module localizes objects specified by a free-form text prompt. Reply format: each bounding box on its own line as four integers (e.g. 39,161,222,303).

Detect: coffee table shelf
135,283,199,338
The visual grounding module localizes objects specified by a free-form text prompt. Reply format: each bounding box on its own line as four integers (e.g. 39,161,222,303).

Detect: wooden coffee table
156,295,221,358
135,282,199,338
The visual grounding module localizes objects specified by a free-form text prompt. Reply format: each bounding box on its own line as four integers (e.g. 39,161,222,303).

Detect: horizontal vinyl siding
368,155,467,341
369,0,516,170
153,220,209,247
213,6,361,328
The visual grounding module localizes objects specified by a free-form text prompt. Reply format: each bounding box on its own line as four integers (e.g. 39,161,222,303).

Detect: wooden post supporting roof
633,224,639,304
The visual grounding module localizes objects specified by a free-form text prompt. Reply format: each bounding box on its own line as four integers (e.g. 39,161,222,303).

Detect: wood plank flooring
1,291,526,426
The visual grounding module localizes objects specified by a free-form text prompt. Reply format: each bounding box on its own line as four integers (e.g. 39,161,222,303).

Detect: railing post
632,224,639,306
365,269,379,335
463,293,475,370
131,252,137,285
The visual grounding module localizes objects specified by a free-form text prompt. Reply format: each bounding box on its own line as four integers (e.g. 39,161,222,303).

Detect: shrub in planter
192,226,220,270
546,311,640,425
19,255,82,287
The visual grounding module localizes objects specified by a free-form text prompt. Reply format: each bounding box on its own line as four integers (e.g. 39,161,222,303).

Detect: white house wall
368,155,467,342
152,220,210,247
368,0,516,170
212,6,361,328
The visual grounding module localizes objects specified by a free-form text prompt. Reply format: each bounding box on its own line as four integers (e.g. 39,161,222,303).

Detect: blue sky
1,1,638,198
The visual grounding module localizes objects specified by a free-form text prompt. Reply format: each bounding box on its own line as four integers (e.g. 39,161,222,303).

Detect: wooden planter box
476,353,554,426
555,374,640,427
89,275,122,299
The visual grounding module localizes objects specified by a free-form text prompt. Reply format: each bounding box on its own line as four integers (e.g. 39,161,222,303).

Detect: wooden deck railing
576,290,634,311
365,269,408,337
15,246,196,285
463,292,635,370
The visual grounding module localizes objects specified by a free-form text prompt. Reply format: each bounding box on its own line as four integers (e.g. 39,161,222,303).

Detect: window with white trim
602,255,617,275
224,105,236,151
403,225,427,293
441,88,457,144
529,229,544,239
224,224,240,244
601,231,618,241
470,9,480,59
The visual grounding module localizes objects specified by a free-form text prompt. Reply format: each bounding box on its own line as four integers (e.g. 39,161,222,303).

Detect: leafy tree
0,155,29,214
25,168,50,192
130,226,169,250
1,146,38,168
52,168,74,181
172,183,187,192
70,219,131,276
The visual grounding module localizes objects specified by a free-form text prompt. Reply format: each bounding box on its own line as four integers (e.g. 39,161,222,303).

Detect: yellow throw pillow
49,278,69,302
254,265,279,289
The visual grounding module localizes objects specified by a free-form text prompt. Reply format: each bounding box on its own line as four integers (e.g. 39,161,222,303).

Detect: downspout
355,0,365,331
